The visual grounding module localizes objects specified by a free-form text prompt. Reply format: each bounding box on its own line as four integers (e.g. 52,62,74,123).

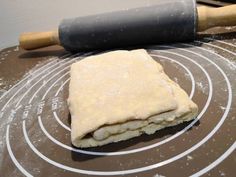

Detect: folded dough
68,49,198,148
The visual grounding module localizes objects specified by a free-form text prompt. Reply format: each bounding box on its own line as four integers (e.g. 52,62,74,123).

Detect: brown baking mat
0,28,235,177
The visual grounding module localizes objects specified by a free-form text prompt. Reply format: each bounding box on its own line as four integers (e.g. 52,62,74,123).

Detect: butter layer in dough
68,49,198,148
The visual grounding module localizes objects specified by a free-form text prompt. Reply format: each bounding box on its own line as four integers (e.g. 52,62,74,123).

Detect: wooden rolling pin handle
197,5,236,32
19,30,60,50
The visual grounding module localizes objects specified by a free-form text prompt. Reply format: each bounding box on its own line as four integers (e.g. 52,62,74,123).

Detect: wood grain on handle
19,30,60,50
197,5,236,31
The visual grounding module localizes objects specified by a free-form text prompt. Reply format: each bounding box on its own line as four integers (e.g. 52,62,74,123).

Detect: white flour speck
187,155,193,160
13,46,19,51
219,170,226,176
153,174,166,177
0,78,3,86
220,106,226,110
196,81,208,94
184,72,190,79
173,77,178,83
227,61,236,71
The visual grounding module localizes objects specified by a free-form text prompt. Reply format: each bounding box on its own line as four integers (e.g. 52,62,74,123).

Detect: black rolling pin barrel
19,0,236,52
59,0,195,51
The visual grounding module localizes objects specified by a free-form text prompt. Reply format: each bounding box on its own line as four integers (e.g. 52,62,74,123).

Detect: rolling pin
19,0,236,52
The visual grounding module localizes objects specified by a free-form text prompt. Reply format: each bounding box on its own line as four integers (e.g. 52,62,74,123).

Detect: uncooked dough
68,49,198,148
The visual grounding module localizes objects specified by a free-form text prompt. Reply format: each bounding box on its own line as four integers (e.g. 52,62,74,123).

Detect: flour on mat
13,46,19,52
196,81,208,94
153,174,166,177
0,56,59,166
187,155,194,160
219,106,226,110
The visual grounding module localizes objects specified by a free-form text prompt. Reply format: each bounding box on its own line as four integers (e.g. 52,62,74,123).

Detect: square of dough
68,49,198,148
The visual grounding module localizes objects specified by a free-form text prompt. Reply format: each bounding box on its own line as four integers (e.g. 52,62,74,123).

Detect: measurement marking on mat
22,104,32,120
52,97,60,110
37,101,45,115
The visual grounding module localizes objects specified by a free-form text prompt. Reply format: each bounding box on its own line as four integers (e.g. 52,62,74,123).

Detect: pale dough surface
68,49,198,148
